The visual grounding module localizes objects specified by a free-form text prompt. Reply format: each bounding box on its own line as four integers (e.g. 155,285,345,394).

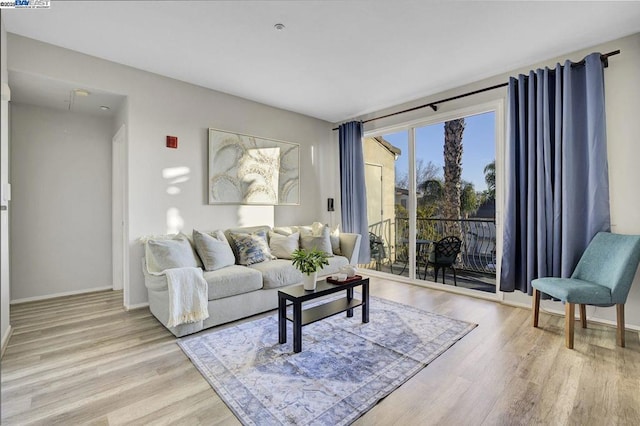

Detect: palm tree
443,118,465,236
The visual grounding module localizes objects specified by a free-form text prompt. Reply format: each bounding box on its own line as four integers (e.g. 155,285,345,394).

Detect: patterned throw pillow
230,230,273,265
192,229,236,271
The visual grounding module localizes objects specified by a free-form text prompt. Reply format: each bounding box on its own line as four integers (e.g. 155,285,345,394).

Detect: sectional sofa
142,224,361,337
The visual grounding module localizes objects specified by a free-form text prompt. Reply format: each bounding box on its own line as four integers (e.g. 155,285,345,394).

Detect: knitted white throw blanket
164,267,209,328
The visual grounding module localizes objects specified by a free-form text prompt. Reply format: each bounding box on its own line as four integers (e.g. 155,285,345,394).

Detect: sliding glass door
362,107,498,295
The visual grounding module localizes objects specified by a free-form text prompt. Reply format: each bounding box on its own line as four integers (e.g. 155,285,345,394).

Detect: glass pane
362,131,408,276
414,111,496,293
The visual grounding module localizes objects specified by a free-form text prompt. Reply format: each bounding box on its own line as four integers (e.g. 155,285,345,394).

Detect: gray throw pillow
145,234,200,273
193,229,236,271
300,226,333,256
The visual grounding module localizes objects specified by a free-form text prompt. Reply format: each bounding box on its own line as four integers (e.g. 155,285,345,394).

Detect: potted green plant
291,247,330,290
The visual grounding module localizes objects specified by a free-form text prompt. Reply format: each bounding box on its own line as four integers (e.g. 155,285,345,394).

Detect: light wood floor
2,278,639,425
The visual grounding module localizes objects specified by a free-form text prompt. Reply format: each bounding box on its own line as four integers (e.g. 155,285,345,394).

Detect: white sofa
142,225,361,337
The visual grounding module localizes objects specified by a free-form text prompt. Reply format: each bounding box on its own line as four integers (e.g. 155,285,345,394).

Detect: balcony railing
368,217,496,275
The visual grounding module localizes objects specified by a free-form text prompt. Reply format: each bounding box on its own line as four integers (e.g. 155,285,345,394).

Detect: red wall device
166,136,178,149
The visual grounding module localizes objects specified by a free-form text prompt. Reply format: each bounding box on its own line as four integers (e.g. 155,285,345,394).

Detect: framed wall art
208,128,300,205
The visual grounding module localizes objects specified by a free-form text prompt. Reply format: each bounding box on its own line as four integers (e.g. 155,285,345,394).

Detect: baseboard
10,286,114,304
1,324,13,358
364,270,500,303
500,299,530,309
500,299,640,332
125,302,149,311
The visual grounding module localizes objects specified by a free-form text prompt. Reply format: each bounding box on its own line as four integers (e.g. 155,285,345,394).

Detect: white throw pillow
312,221,325,235
192,229,236,271
298,225,314,236
272,226,299,236
330,224,341,255
145,233,201,273
269,231,299,259
300,225,333,256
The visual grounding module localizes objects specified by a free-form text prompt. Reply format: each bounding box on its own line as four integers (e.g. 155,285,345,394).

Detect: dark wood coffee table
278,277,369,353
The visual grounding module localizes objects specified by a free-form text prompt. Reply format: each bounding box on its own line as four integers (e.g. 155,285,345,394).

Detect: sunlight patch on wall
166,207,184,234
170,176,189,184
238,205,274,227
162,166,190,179
163,166,190,195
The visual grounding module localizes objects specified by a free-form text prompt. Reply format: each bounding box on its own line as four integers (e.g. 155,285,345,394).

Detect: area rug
178,295,476,425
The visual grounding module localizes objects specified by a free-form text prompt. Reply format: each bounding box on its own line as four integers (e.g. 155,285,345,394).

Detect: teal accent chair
532,232,640,349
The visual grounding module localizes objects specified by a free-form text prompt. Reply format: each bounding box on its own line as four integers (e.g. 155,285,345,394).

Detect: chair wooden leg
565,303,575,349
532,288,540,328
579,304,587,328
452,267,457,286
616,304,625,348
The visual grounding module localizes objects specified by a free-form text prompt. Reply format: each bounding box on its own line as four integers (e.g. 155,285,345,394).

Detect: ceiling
7,71,124,117
3,1,640,123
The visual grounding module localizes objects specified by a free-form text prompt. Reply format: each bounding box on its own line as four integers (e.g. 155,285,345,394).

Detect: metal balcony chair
390,239,408,275
532,232,640,349
425,236,462,285
369,232,387,271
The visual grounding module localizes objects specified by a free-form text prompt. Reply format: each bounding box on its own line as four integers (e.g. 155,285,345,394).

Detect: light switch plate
0,183,10,204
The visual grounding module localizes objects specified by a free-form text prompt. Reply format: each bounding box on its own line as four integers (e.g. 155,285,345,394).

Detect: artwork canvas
208,129,300,205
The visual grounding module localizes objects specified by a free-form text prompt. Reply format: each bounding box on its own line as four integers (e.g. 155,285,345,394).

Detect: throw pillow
298,225,314,236
312,221,325,235
229,230,274,265
272,226,299,236
330,224,342,255
300,225,333,256
192,229,236,271
145,233,201,273
268,231,299,259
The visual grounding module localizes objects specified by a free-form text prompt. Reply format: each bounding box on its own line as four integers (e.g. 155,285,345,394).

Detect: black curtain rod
332,49,620,131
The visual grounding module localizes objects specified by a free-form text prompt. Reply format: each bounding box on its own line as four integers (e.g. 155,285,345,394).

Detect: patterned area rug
178,295,476,425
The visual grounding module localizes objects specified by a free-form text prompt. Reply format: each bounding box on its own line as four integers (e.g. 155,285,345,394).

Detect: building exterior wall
363,137,398,262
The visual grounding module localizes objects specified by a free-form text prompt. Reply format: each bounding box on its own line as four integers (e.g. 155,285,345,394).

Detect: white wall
10,103,113,301
7,34,335,307
357,33,640,328
1,15,11,350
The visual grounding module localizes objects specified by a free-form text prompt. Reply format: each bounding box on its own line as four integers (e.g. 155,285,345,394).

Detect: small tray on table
326,275,363,284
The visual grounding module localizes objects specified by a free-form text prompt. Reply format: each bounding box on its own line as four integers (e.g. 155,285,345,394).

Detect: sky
383,111,495,192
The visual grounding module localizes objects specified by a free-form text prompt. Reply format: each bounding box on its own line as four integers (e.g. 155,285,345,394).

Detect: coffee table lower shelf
285,297,363,326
